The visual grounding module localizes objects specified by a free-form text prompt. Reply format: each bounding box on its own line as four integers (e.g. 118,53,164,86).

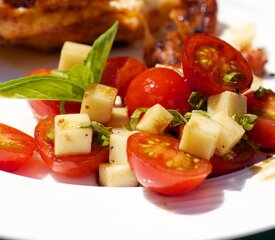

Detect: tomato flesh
246,90,275,149
0,123,36,172
101,56,147,97
125,67,193,116
34,117,109,177
127,132,212,195
182,33,253,95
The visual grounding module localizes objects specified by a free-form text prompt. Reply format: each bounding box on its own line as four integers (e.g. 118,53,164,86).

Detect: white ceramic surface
0,1,275,240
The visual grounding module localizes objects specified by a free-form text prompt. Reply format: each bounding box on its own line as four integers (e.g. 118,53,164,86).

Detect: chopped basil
129,108,148,130
253,86,266,98
223,72,242,84
234,113,258,131
168,109,189,126
188,91,206,110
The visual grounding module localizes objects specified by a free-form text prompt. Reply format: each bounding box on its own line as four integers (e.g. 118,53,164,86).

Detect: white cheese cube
109,131,135,165
80,83,118,123
207,91,247,117
58,41,92,70
99,163,138,187
54,114,92,156
179,112,221,160
106,107,129,127
136,104,173,134
212,111,245,155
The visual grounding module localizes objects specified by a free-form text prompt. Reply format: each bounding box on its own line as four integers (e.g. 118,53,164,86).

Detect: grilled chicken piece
144,0,218,67
0,0,184,50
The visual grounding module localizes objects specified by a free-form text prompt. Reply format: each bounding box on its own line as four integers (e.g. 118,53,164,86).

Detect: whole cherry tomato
246,88,275,150
124,67,193,116
34,117,109,177
101,56,147,97
0,123,36,172
182,34,253,95
127,132,212,195
27,68,81,120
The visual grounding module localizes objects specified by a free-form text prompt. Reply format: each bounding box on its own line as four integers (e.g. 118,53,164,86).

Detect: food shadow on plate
142,160,265,215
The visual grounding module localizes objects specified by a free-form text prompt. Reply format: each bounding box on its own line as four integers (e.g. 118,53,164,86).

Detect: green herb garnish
223,72,242,84
129,108,148,130
234,113,258,131
188,91,207,110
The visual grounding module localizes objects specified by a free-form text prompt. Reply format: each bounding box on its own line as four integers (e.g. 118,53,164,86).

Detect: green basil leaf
68,64,94,89
129,108,148,130
84,21,119,83
0,75,84,101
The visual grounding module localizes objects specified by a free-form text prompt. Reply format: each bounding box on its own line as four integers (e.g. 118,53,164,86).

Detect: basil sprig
0,21,119,101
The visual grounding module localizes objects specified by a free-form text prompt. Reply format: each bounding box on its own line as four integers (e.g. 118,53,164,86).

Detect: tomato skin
0,123,36,172
101,56,147,97
127,132,212,195
27,68,81,120
209,141,256,178
182,33,253,95
29,100,81,121
34,117,109,177
124,68,193,116
246,90,275,149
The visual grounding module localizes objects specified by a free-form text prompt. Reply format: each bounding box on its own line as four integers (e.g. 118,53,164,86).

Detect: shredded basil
129,108,148,130
223,72,242,84
188,91,206,110
234,113,258,131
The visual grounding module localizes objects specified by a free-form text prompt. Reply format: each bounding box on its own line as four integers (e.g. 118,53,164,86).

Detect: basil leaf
129,108,148,130
0,75,84,101
84,21,119,83
68,64,94,89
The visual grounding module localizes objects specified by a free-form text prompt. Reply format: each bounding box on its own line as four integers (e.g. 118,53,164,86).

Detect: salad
0,21,273,196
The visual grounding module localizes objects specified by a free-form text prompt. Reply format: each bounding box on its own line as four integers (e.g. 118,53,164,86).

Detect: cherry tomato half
34,117,109,177
127,132,212,195
101,56,147,97
182,33,253,95
124,67,193,116
27,68,81,120
246,89,275,150
0,123,36,172
209,140,256,178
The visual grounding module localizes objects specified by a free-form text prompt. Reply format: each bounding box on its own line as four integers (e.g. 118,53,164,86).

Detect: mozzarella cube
80,83,118,123
179,112,221,160
99,163,138,187
207,91,247,117
54,114,92,156
58,41,92,70
106,107,129,127
136,104,173,134
212,111,245,155
109,131,135,165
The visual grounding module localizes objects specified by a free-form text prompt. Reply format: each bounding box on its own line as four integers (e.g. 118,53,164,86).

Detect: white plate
0,1,275,239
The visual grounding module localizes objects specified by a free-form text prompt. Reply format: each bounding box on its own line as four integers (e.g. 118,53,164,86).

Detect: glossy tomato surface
101,56,147,97
124,67,193,116
34,117,109,177
27,68,81,120
127,132,212,195
246,89,275,149
182,34,253,95
0,123,36,172
209,140,256,178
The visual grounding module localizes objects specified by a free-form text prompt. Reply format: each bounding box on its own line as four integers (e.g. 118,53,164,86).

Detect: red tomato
182,33,253,95
34,117,109,177
27,68,81,120
101,56,147,97
246,89,275,149
127,132,212,195
0,123,36,172
209,140,256,178
124,68,193,116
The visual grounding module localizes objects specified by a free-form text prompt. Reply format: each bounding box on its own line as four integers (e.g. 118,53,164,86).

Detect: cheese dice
99,163,138,187
207,91,247,117
106,107,129,127
179,112,221,160
54,114,92,156
58,41,92,70
136,104,173,134
109,130,135,165
212,111,245,155
80,83,118,123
